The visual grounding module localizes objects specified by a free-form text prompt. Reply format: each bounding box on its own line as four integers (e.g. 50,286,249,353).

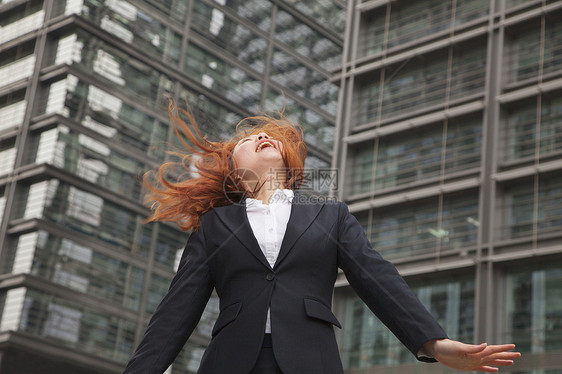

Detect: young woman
123,104,520,374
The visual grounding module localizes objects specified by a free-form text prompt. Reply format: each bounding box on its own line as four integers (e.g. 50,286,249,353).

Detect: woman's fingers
482,344,516,354
480,359,516,367
479,346,521,361
474,366,500,372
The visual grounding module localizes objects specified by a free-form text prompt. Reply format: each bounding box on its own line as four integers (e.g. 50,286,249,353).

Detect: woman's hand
422,339,521,372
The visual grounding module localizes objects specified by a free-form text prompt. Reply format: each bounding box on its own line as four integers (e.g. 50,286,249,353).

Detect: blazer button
266,273,275,281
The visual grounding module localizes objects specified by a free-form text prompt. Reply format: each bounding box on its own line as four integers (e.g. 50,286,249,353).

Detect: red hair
142,102,307,231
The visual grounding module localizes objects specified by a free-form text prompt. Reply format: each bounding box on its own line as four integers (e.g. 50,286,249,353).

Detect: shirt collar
246,189,294,207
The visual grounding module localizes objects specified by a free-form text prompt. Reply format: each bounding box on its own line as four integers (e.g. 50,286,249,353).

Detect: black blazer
123,192,447,373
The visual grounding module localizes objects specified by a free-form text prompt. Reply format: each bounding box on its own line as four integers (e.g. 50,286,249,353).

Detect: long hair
142,102,307,231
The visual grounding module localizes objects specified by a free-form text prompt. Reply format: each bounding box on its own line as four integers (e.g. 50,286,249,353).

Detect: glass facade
506,16,562,85
356,192,479,259
359,0,489,58
504,263,562,354
0,287,137,362
502,174,562,241
354,42,487,127
335,1,562,373
0,0,344,373
339,276,475,369
348,115,482,196
503,95,562,162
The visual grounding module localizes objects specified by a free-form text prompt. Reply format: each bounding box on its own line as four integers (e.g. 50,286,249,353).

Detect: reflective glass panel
215,0,272,31
26,125,150,201
15,179,153,256
14,230,146,310
356,192,479,259
140,0,189,22
504,96,562,161
502,174,562,240
280,0,346,35
38,75,168,157
504,264,562,353
155,223,186,269
359,0,489,58
355,44,486,126
59,0,182,64
191,1,268,73
15,288,137,363
270,48,338,116
506,17,562,84
340,276,475,369
0,89,26,133
348,117,482,195
275,9,341,70
184,43,262,109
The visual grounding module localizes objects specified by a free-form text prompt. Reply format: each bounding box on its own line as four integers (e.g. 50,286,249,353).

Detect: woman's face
232,132,286,181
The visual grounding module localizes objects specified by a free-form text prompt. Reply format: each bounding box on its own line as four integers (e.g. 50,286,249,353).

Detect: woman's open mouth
256,141,275,152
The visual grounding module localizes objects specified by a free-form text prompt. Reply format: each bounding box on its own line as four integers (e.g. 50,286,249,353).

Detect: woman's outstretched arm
123,214,214,373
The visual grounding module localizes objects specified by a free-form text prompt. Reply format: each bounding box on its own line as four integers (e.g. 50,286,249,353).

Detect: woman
123,104,520,373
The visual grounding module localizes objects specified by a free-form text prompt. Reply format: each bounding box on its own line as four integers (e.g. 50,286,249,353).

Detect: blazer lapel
213,191,324,271
214,199,273,270
274,191,324,269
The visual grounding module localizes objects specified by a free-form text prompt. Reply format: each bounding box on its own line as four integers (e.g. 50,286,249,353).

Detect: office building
0,0,345,372
332,1,562,373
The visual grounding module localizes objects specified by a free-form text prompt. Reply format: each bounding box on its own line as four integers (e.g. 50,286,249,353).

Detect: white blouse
246,188,294,333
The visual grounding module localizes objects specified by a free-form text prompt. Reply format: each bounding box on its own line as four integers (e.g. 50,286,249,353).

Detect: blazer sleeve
123,214,215,373
335,202,448,362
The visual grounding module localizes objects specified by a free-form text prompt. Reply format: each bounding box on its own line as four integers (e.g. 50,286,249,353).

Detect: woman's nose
257,132,270,140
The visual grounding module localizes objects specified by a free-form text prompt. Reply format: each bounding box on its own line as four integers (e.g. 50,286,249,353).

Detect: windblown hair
142,102,307,231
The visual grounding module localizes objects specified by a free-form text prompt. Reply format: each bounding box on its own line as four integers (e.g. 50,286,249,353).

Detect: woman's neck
246,178,287,205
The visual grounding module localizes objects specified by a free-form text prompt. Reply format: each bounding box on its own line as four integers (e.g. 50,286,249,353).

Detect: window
0,41,35,87
0,90,26,133
503,95,562,161
358,0,489,58
354,43,486,126
38,75,168,156
56,1,182,63
280,0,346,35
356,191,479,259
340,275,475,369
504,263,562,353
16,179,153,255
275,9,341,70
506,15,562,84
270,48,338,116
502,174,562,240
191,1,268,72
348,116,482,195
155,224,186,269
0,138,17,176
27,125,149,201
213,0,272,32
0,0,45,44
184,43,262,109
15,289,137,363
